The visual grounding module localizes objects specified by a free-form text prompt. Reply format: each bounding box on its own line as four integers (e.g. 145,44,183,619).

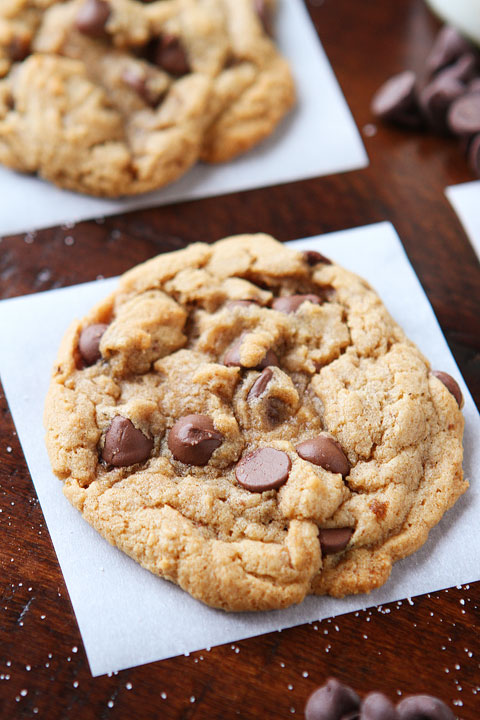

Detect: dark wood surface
1,1,479,718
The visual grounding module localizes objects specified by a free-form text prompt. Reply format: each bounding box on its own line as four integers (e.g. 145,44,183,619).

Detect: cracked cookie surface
0,0,294,196
44,234,466,611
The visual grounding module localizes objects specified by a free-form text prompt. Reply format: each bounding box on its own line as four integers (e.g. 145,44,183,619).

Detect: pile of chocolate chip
371,25,480,176
305,678,456,720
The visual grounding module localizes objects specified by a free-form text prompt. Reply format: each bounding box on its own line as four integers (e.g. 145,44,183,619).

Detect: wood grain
0,1,479,718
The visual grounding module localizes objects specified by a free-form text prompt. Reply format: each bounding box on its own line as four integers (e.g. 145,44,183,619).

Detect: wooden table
1,1,479,718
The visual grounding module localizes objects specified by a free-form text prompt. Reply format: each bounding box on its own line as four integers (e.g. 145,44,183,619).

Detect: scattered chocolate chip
225,299,259,309
371,70,423,128
8,36,30,62
168,414,222,466
254,0,273,36
272,294,322,314
468,133,480,176
361,693,399,720
296,435,350,476
305,678,361,720
75,0,110,37
419,74,465,133
396,695,455,720
102,416,153,467
319,527,353,555
235,448,291,492
303,250,333,266
425,25,474,78
154,34,190,76
223,337,279,369
440,52,478,86
469,77,480,93
78,323,108,365
447,91,480,135
247,367,273,400
431,370,463,408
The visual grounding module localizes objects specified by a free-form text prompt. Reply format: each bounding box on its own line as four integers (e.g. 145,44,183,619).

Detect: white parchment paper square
0,222,478,677
446,180,480,260
0,0,367,237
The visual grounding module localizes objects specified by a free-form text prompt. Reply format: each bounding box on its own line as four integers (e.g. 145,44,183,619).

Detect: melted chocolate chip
225,299,259,309
396,695,455,720
248,368,273,400
223,337,279,369
296,435,350,476
431,370,463,408
8,36,30,62
122,68,147,96
271,294,322,314
371,71,423,128
305,678,361,720
319,527,353,555
154,35,190,76
303,250,333,266
361,693,399,720
254,0,273,36
235,448,291,492
102,416,153,467
75,0,110,37
168,414,222,466
78,323,108,365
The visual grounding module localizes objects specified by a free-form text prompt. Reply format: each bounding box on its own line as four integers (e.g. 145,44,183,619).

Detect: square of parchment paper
0,222,478,676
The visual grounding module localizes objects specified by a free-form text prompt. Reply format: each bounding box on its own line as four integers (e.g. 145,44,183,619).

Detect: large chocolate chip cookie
44,235,466,611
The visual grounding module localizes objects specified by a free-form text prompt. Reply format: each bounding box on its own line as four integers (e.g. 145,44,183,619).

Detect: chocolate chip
305,678,361,720
154,35,190,76
469,78,480,93
168,414,222,465
75,0,110,37
319,528,353,555
303,250,333,266
223,337,279,369
296,435,350,476
425,25,474,78
121,68,162,107
431,370,463,408
225,299,259,309
396,695,455,720
248,367,273,400
361,693,399,720
102,416,153,467
8,36,30,62
235,448,291,492
78,323,108,365
254,0,273,36
258,349,280,369
468,133,480,176
419,75,465,133
371,71,423,128
448,91,480,136
272,294,322,314
440,53,478,86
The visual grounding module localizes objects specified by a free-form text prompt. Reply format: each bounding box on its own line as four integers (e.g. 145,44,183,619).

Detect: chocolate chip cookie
44,234,466,611
0,0,294,196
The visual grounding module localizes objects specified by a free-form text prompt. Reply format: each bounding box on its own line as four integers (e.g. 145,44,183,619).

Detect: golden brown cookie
0,0,295,196
44,235,466,611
